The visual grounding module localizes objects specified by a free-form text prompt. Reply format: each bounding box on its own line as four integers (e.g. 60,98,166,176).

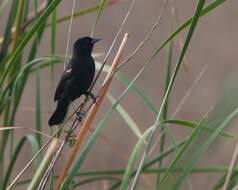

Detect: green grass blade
106,92,142,138
26,135,41,170
91,0,106,37
165,120,238,140
119,126,153,190
35,67,41,147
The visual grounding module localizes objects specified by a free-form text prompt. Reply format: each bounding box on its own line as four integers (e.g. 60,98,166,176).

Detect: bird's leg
69,101,85,121
76,111,85,122
85,91,97,103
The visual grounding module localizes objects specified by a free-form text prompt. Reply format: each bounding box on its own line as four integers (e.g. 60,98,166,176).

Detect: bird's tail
48,99,70,126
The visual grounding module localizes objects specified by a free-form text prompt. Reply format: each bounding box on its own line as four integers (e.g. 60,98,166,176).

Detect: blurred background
1,0,238,189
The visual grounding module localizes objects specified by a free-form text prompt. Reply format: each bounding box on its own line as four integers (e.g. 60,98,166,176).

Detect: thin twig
222,141,238,190
38,141,66,190
115,0,169,71
63,0,76,70
0,126,52,139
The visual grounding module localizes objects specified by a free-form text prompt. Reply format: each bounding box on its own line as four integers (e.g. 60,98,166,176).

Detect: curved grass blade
119,126,153,190
165,120,238,140
106,92,142,138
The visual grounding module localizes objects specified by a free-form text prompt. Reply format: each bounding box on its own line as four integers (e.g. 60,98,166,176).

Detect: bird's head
73,36,101,56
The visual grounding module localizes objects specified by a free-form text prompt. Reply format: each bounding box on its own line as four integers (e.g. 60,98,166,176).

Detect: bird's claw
86,91,97,103
76,111,85,121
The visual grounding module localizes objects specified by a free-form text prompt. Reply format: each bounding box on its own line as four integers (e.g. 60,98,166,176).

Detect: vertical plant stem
157,29,173,188
35,66,41,147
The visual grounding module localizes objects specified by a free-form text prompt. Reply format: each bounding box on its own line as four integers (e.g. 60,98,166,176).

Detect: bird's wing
54,63,73,101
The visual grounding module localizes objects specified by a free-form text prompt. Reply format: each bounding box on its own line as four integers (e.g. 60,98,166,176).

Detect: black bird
48,37,101,126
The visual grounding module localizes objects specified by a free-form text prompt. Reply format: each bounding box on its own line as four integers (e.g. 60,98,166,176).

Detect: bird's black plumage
48,37,100,126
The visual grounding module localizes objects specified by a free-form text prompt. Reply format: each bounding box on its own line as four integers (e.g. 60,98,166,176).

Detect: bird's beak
91,38,101,44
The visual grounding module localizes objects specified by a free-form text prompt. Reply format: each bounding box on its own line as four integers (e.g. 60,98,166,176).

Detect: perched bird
48,37,101,126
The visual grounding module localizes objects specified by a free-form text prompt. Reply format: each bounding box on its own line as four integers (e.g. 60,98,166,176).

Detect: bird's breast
71,57,95,91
